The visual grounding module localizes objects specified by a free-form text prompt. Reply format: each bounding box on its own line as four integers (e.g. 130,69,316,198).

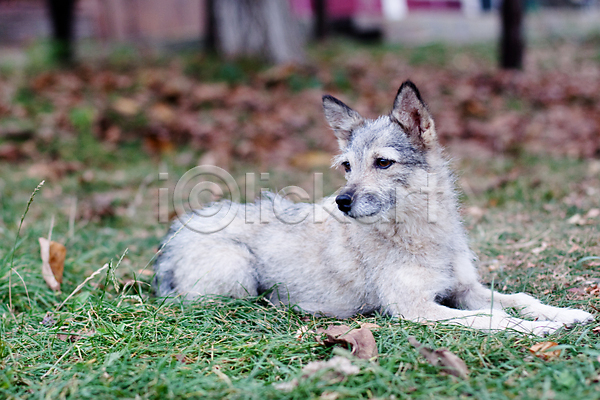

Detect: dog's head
323,81,440,221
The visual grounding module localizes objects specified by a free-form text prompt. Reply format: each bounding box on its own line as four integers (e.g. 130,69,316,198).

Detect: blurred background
0,0,599,226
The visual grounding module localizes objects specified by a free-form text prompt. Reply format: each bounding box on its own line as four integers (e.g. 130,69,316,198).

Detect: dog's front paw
528,321,565,337
551,308,595,326
505,319,564,336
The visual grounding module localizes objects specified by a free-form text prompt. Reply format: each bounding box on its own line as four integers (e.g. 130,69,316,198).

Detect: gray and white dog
154,81,593,335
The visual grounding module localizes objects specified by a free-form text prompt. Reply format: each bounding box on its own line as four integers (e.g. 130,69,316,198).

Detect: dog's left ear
391,81,437,149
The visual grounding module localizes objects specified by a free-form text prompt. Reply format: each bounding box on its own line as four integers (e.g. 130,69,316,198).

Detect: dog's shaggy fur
154,81,593,335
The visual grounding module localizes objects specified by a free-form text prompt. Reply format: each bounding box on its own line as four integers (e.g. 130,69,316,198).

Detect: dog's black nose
336,194,353,213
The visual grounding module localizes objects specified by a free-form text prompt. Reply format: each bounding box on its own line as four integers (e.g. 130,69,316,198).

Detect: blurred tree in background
207,0,305,64
46,0,76,65
500,0,524,69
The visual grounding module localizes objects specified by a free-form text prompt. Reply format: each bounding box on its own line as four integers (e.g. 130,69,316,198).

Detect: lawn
1,38,600,399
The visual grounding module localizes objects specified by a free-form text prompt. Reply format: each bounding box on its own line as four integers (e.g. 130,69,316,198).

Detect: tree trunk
214,0,305,64
500,0,524,70
46,0,76,65
205,0,218,53
312,0,328,40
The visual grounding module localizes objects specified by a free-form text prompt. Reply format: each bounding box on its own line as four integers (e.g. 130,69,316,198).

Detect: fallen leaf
56,329,95,343
112,97,140,116
41,313,56,327
567,214,585,225
80,192,124,220
27,160,82,180
192,83,229,104
585,208,600,219
302,356,360,377
357,322,381,330
294,325,315,340
212,365,232,386
143,134,174,155
529,341,561,360
567,286,587,298
274,356,359,392
465,206,485,220
39,238,66,291
173,354,190,363
56,333,70,341
408,336,469,379
531,242,549,255
317,324,378,359
585,284,600,296
149,103,175,124
0,143,25,162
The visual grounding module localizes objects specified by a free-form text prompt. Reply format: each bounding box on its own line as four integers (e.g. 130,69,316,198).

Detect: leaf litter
2,41,600,172
39,237,66,292
274,355,360,392
529,341,562,361
408,336,469,379
316,324,378,360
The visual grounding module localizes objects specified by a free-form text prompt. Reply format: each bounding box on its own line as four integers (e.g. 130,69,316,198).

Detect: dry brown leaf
39,238,66,291
56,329,95,343
294,325,315,340
317,324,378,360
302,356,360,377
274,356,359,392
149,103,175,124
192,83,229,104
531,242,549,255
357,322,381,330
27,160,82,181
529,341,561,360
80,192,122,220
585,284,600,296
585,208,600,219
567,214,585,225
41,313,56,327
173,354,191,364
408,336,469,379
319,392,341,400
212,365,232,386
112,97,140,116
0,143,26,162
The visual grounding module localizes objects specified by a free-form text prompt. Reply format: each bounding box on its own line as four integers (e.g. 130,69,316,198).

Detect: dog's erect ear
322,95,364,149
391,81,437,149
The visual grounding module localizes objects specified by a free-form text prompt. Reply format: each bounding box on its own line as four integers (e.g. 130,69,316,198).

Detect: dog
153,81,593,335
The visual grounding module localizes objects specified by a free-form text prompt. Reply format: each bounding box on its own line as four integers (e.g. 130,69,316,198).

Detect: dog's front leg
464,285,595,326
448,253,594,327
379,268,564,336
387,298,564,336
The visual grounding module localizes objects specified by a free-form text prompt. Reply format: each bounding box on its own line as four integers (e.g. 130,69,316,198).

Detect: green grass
1,153,599,400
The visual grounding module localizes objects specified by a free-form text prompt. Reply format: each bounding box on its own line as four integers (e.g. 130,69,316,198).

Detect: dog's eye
341,161,351,173
375,158,394,169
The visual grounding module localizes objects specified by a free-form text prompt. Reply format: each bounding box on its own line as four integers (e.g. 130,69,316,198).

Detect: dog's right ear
322,95,364,149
